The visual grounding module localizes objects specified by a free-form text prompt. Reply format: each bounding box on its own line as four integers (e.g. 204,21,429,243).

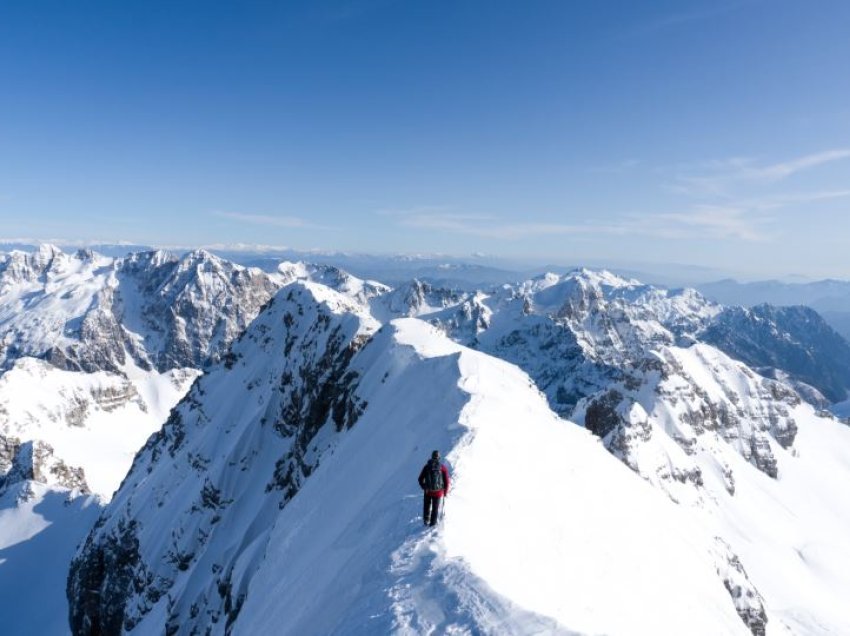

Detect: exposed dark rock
67,517,146,636
0,436,89,494
584,390,624,439
716,544,768,636
703,304,850,404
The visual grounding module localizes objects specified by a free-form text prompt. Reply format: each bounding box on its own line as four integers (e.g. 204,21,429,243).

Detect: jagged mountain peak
30,242,65,266
375,278,465,320
522,268,641,295
702,303,850,402
565,266,639,287
0,244,86,285
174,247,231,272
275,260,390,307
121,248,178,270
0,245,283,374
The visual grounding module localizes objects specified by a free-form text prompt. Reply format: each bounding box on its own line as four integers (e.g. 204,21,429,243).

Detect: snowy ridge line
63,281,757,634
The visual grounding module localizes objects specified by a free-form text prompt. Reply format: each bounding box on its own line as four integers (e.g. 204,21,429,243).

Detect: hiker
418,450,450,526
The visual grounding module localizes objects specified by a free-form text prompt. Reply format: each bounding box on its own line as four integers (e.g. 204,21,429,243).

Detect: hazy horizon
1,238,842,286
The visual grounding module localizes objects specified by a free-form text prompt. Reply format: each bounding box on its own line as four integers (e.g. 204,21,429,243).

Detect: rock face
67,282,380,635
572,344,799,500
0,246,281,375
0,434,89,496
702,303,850,403
714,538,768,636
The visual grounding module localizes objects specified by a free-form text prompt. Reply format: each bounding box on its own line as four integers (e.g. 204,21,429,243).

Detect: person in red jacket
418,450,450,526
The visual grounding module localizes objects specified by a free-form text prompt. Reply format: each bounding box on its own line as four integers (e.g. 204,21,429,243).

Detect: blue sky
1,0,849,278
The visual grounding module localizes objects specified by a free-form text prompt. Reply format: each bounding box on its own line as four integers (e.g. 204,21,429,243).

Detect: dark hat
431,450,440,459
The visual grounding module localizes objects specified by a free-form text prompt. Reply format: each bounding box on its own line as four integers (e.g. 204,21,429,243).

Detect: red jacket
418,461,450,498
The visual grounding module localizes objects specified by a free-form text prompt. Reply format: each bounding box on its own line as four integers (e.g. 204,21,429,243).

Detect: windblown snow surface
0,482,100,636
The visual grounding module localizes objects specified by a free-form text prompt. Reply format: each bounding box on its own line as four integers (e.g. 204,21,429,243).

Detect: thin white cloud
385,169,850,245
177,242,293,252
673,148,850,196
742,189,850,211
631,206,770,242
391,208,607,239
388,205,774,243
213,210,326,229
0,237,145,247
633,3,740,34
752,149,850,181
374,204,456,218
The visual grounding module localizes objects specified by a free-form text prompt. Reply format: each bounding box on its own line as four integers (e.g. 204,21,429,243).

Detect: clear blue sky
1,0,849,277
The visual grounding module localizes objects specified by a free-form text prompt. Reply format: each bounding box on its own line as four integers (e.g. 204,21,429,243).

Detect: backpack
423,459,444,492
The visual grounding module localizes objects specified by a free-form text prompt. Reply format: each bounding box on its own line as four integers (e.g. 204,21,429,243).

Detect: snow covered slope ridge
68,285,751,635
376,269,848,488
419,269,848,409
0,245,279,374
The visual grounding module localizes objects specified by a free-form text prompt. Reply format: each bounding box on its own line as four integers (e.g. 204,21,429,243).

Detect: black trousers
423,493,442,526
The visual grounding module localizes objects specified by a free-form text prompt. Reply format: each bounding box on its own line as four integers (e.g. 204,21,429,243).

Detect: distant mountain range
699,278,850,342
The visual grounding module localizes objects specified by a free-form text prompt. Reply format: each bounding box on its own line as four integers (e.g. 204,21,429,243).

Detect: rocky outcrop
68,516,145,636
702,304,850,403
115,249,282,371
0,246,282,376
714,539,768,636
0,434,89,495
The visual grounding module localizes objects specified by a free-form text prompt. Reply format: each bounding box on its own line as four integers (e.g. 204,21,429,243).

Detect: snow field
0,482,101,636
0,358,198,498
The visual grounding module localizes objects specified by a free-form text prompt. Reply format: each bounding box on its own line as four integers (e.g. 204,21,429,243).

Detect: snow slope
239,319,747,635
0,358,199,497
0,482,100,636
0,360,198,636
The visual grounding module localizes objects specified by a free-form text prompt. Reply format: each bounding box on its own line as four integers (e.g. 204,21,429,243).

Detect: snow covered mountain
2,247,850,634
0,245,280,374
374,269,849,410
699,278,850,342
0,244,286,500
0,481,101,636
701,303,850,404
0,245,283,634
67,273,850,635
